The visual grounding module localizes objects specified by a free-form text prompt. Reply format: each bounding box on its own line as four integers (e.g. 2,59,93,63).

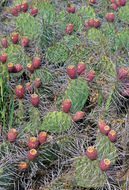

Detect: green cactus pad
57,10,82,33
64,77,89,113
118,6,129,24
36,2,56,24
77,5,95,22
114,30,129,51
74,155,107,188
15,13,41,40
101,23,116,38
46,43,69,64
30,67,53,86
87,28,105,46
96,131,117,165
41,111,72,133
60,35,81,50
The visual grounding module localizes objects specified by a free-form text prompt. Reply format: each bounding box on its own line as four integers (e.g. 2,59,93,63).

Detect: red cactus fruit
70,5,76,13
16,4,21,12
111,3,118,11
77,62,86,75
27,149,37,160
34,78,41,88
62,99,71,113
105,13,114,22
1,38,7,48
18,161,28,172
21,36,29,47
38,131,47,144
93,19,100,27
28,137,38,149
117,68,128,80
31,7,38,16
67,5,75,13
98,120,106,130
11,32,19,44
32,57,40,69
27,63,34,72
65,24,73,34
25,82,33,93
120,0,126,6
30,94,39,107
7,128,18,142
110,0,115,3
67,65,76,79
115,0,121,7
88,19,94,27
14,63,23,73
15,85,24,98
86,146,97,160
100,125,111,135
0,53,7,63
99,159,111,171
89,0,96,5
10,7,18,16
21,1,28,12
7,62,14,72
85,70,95,82
72,111,85,122
84,21,91,30
108,130,117,142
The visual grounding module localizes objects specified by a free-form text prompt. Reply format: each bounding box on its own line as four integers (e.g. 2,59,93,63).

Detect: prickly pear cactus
60,35,81,50
114,30,129,51
15,13,41,40
96,131,117,165
41,111,72,133
74,156,107,188
46,43,69,65
64,77,89,113
77,5,96,22
118,6,129,24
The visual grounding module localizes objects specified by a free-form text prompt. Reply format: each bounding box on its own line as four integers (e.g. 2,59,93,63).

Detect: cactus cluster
0,0,128,189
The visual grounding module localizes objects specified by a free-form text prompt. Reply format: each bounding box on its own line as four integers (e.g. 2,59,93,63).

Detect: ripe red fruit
117,68,128,80
27,149,37,160
16,4,21,12
99,159,111,171
62,99,71,112
85,70,95,82
38,131,47,144
93,19,100,27
10,7,18,16
11,32,19,44
120,0,126,6
7,62,14,72
70,5,76,13
28,137,38,149
72,111,85,122
31,7,38,16
15,85,24,98
105,13,114,22
86,146,97,160
30,94,39,107
34,78,41,88
115,0,121,7
98,120,106,130
18,161,28,172
27,63,34,72
67,65,76,79
110,0,115,3
100,125,111,135
21,36,29,47
14,64,23,73
108,130,117,142
0,53,7,63
65,24,73,34
89,0,96,5
1,38,7,48
111,3,118,11
84,21,91,30
32,57,40,69
7,128,18,142
88,19,94,27
77,62,86,75
25,82,33,93
21,1,28,12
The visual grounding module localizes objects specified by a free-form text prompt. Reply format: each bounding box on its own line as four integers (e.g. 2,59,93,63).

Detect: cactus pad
41,111,72,133
60,35,81,50
77,5,95,22
118,6,129,24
